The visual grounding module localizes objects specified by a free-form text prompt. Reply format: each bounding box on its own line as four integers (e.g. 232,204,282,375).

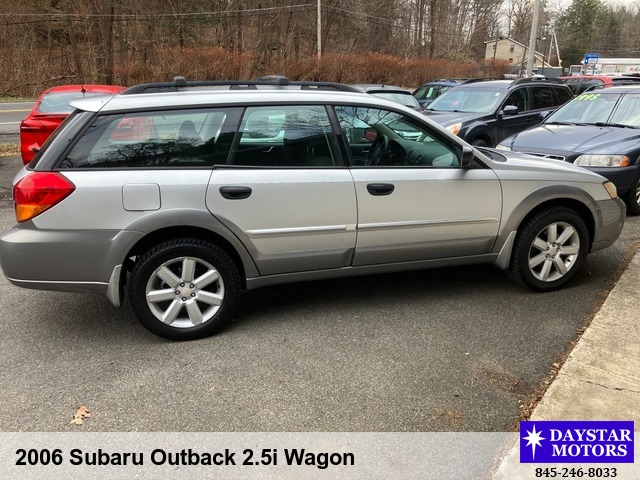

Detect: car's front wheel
508,207,589,291
128,238,240,340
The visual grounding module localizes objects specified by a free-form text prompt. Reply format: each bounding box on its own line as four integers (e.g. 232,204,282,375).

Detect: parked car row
408,76,640,215
3,75,625,340
17,75,640,218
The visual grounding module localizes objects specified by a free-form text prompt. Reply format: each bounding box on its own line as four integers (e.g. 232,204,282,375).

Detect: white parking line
0,122,19,125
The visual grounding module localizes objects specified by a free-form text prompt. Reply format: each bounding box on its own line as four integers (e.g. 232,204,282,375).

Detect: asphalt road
0,101,33,139
0,150,638,432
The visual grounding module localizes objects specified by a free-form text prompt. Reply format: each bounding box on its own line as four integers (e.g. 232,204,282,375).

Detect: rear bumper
0,225,143,304
591,197,626,252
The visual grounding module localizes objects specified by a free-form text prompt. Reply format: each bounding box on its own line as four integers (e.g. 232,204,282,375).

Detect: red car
20,84,125,164
559,74,640,95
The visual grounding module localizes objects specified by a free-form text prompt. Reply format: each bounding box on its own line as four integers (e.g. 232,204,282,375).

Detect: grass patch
0,143,20,157
0,96,34,102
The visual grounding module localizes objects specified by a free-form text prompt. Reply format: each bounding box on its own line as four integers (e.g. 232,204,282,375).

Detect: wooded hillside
0,0,638,96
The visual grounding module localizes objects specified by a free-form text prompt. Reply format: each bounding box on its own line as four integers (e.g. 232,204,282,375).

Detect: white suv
0,77,626,340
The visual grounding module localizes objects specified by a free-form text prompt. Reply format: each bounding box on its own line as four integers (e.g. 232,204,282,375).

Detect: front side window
61,108,240,168
230,105,341,167
335,106,459,167
503,88,530,112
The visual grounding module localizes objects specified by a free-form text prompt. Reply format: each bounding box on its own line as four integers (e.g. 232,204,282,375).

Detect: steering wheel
366,134,390,166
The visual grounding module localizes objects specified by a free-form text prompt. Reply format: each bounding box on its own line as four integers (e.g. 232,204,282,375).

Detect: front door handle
220,186,252,200
366,183,395,196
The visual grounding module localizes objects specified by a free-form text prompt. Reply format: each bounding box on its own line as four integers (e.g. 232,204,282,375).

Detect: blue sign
520,421,634,463
584,53,599,65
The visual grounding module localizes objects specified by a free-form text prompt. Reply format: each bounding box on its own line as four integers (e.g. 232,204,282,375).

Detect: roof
68,88,413,114
576,85,640,94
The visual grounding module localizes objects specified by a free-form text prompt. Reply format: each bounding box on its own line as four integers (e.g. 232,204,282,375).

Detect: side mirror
502,105,519,116
461,146,474,167
364,128,378,142
539,110,551,120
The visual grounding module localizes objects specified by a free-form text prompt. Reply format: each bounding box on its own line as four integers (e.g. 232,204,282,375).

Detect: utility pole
526,0,541,77
317,0,322,58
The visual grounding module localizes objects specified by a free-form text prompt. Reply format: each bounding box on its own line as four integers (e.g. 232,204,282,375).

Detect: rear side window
60,108,241,168
531,86,555,109
553,87,573,104
582,79,605,92
229,105,341,167
562,79,582,95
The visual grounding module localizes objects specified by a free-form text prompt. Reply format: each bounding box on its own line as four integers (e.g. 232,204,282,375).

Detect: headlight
495,144,511,151
446,123,462,136
574,154,630,167
603,181,618,199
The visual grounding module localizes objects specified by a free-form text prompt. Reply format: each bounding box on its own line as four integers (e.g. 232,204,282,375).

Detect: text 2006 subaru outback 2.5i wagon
0,78,626,340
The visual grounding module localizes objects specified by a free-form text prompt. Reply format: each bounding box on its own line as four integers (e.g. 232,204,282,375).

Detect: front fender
492,185,600,267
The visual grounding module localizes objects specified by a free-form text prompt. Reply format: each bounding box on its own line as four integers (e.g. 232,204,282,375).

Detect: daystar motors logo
520,421,634,463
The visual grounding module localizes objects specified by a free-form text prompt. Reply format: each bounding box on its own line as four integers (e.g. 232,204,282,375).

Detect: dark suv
412,79,467,108
422,78,573,147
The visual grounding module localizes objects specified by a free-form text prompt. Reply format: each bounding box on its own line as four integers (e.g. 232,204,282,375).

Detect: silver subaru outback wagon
0,77,626,340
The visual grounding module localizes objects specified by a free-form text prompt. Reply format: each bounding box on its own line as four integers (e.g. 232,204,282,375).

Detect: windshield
426,87,504,113
544,92,639,127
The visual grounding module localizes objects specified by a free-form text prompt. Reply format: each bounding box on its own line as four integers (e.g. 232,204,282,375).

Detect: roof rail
123,75,362,95
512,77,563,85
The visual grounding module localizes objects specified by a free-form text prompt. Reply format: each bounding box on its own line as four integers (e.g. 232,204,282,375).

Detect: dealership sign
520,421,634,463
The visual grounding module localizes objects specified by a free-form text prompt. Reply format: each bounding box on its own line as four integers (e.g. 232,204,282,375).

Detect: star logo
523,424,546,461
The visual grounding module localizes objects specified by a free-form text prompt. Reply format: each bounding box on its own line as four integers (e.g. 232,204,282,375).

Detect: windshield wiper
600,122,636,129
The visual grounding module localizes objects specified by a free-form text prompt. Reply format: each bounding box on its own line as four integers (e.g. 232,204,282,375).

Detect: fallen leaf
552,363,561,369
70,405,92,425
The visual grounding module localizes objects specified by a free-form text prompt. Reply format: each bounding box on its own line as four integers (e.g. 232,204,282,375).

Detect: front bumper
591,197,626,252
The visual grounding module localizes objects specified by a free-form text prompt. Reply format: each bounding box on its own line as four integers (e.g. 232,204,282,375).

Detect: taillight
13,172,75,222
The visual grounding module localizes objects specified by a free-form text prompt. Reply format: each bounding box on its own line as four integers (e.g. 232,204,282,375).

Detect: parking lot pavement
494,251,640,478
0,153,639,432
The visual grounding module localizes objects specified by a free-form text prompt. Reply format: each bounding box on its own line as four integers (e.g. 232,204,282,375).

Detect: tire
624,175,640,216
128,238,240,340
507,207,589,291
470,138,489,147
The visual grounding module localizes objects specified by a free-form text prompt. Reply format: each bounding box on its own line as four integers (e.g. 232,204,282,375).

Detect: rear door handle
219,186,252,200
366,183,395,196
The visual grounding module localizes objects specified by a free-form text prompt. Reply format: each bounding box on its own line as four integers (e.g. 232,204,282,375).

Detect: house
484,37,551,69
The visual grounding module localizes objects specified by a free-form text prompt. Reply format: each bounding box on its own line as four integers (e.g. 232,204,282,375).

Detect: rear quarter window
59,108,241,168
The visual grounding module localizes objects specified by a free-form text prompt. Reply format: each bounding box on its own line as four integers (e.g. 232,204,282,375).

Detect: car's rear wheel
624,175,640,215
508,207,588,291
128,238,240,340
